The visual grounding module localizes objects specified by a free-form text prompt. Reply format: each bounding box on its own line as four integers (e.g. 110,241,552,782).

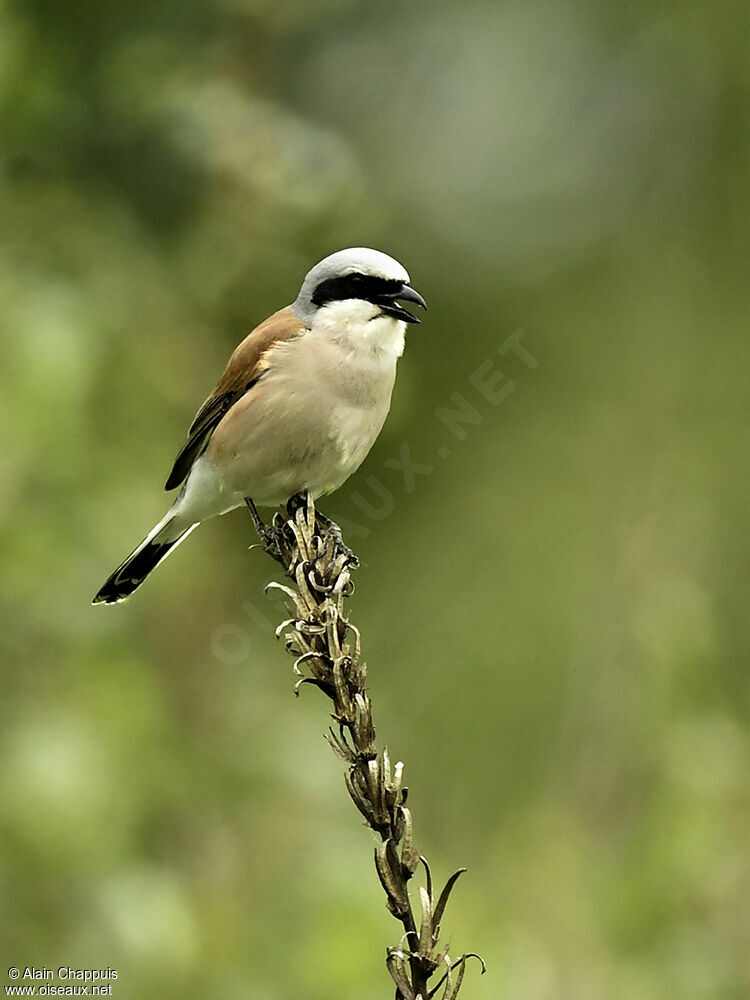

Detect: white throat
311,299,406,360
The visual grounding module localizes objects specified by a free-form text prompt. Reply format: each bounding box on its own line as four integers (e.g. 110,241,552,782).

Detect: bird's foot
287,490,359,572
245,497,287,564
283,493,358,572
314,509,359,571
248,493,358,576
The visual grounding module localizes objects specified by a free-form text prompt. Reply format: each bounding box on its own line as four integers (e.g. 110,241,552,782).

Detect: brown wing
164,306,307,491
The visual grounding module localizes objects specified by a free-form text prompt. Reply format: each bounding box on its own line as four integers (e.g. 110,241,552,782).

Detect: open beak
379,283,428,324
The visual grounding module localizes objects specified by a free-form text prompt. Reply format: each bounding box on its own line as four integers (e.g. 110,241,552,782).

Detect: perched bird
93,247,426,605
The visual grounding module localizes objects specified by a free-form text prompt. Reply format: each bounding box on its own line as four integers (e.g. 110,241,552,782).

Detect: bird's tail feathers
92,515,197,605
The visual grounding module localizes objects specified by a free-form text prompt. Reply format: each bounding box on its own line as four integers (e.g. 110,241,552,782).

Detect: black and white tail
92,515,197,605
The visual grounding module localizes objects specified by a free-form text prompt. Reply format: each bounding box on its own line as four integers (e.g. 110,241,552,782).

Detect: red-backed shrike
93,248,426,604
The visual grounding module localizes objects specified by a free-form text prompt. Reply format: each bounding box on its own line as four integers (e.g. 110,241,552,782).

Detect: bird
93,247,426,605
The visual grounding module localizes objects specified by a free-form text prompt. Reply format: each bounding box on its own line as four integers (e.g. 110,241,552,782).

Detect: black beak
378,283,428,324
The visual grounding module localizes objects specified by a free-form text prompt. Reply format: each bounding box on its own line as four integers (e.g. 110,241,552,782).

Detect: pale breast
204,313,402,504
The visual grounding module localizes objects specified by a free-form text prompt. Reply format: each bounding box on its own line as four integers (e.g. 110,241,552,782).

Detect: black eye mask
312,273,427,324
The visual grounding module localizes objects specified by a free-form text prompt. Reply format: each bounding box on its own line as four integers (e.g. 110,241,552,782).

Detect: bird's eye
347,273,367,294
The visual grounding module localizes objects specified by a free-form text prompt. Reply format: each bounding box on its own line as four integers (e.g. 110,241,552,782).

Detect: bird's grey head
292,247,427,324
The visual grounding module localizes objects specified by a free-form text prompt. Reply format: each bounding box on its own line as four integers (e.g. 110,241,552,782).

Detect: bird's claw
246,494,357,575
318,518,358,572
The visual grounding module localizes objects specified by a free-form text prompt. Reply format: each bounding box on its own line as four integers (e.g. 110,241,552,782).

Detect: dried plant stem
248,493,484,1000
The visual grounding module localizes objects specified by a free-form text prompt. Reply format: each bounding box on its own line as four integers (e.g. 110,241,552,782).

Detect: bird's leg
245,496,267,536
249,492,358,571
245,497,285,563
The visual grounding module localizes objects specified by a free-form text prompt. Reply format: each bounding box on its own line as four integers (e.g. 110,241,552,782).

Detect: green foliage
1,1,749,997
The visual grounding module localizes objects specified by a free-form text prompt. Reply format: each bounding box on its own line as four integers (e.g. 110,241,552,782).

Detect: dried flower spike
249,493,483,1000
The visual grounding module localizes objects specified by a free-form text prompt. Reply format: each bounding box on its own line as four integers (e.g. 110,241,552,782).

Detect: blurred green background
2,0,749,997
